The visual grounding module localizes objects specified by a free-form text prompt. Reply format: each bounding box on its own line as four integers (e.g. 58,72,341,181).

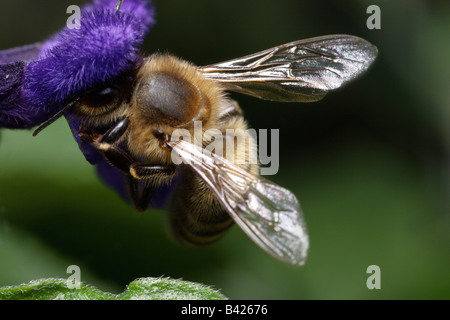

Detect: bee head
69,54,225,162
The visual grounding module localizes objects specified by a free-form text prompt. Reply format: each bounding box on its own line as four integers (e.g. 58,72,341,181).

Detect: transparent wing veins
198,34,378,102
168,140,309,266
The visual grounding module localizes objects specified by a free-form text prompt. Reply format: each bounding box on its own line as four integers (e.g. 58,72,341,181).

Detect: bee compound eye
82,86,122,109
76,85,124,118
136,73,204,125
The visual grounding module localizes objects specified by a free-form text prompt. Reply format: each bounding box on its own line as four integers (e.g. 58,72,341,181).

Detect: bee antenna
115,0,124,13
32,98,80,137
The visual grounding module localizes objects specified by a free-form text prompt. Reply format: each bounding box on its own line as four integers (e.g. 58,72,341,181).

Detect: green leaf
0,277,226,300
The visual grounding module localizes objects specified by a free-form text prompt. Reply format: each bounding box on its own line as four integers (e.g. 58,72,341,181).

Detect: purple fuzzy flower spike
0,0,171,210
0,44,43,128
0,0,155,129
24,11,143,110
23,0,155,115
85,0,155,33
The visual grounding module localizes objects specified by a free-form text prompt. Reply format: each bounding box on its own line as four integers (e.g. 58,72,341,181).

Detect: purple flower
0,0,170,208
0,0,155,129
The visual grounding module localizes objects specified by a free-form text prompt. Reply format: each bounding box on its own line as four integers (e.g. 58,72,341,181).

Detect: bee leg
80,118,133,172
92,142,176,211
92,143,175,211
130,164,176,180
123,162,176,211
99,118,130,144
79,118,129,145
128,164,176,212
85,139,149,209
80,120,176,211
126,176,157,212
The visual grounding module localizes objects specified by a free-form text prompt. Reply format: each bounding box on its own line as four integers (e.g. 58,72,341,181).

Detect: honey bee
30,1,378,266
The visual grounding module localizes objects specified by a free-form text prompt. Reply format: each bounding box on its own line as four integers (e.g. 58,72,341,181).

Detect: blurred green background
0,0,449,299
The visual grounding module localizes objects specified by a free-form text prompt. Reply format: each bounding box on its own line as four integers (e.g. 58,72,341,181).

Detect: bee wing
168,139,309,266
198,34,378,102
